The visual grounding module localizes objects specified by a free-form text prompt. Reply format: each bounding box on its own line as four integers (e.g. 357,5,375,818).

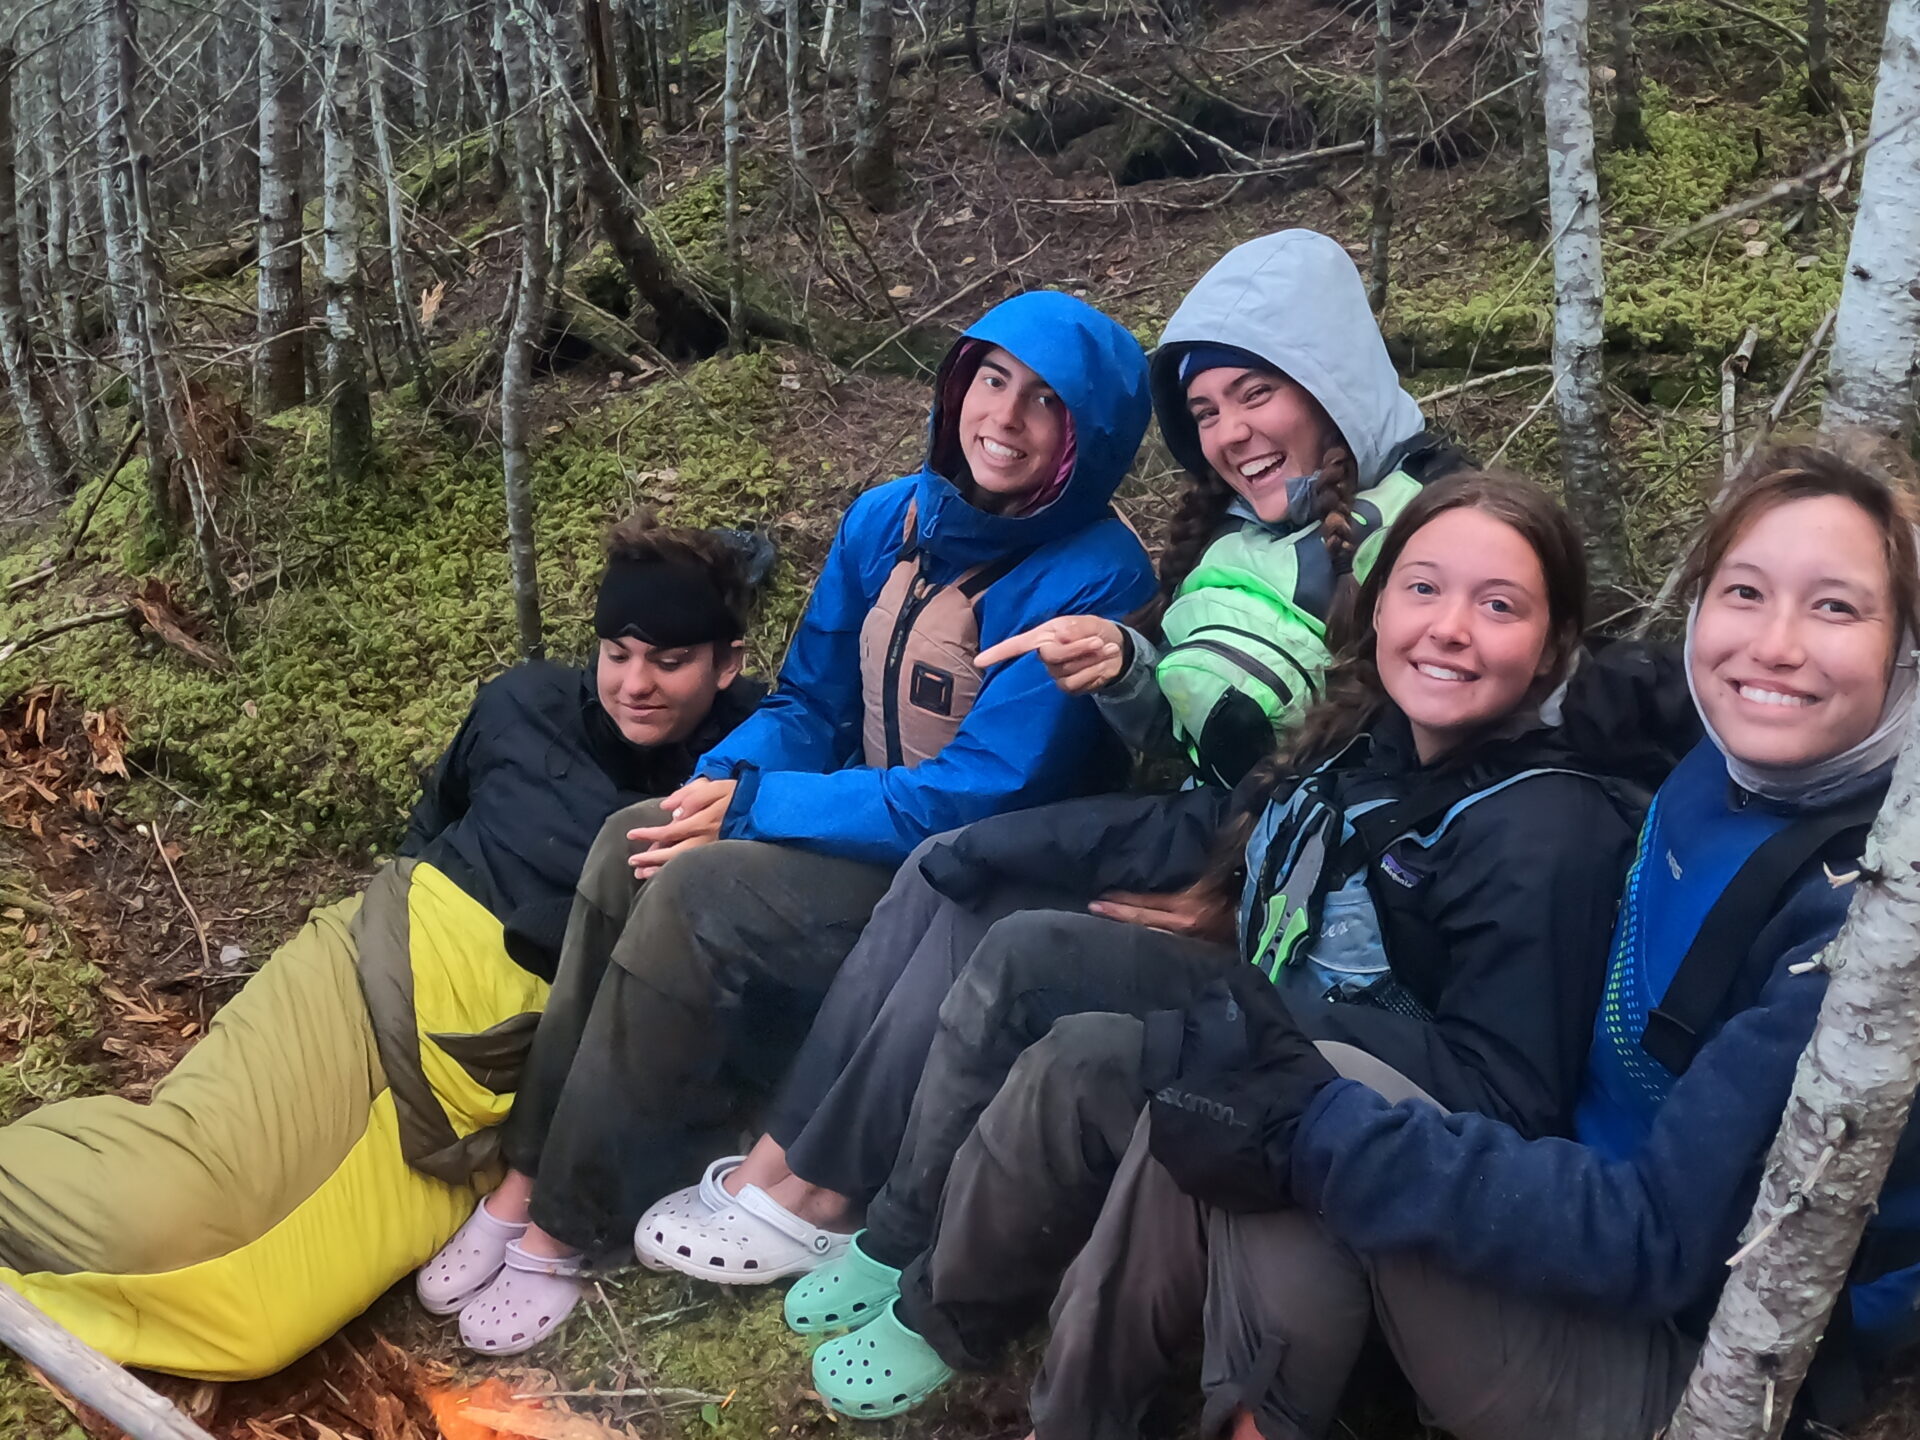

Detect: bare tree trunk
539,0,726,354
582,0,626,171
364,12,436,397
0,49,75,495
851,0,896,209
1668,699,1920,1440
1610,0,1648,149
1822,0,1920,443
483,4,511,194
1539,0,1625,586
786,0,807,190
38,57,97,466
322,0,374,484
96,0,176,542
1806,0,1835,110
723,0,745,342
1368,0,1391,313
256,0,307,414
499,0,546,659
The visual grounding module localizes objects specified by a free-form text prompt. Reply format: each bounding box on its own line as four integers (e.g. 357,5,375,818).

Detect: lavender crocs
457,1240,587,1356
416,1200,527,1316
634,1154,745,1271
639,1181,849,1283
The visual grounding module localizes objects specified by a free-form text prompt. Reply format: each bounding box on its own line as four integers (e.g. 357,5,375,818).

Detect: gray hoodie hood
1150,230,1427,491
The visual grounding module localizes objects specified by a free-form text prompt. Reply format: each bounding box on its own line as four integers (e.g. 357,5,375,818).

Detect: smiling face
955,346,1067,511
1185,366,1338,525
1373,507,1556,763
595,637,744,746
1690,494,1896,770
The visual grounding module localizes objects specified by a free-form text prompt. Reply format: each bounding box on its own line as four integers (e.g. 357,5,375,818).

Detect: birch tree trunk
322,0,374,485
0,49,76,495
1539,0,1625,586
851,0,896,209
1667,699,1920,1440
1821,0,1920,443
97,0,176,542
785,0,807,190
723,0,745,343
255,0,307,414
38,57,97,465
1368,0,1391,313
364,11,436,397
499,0,546,659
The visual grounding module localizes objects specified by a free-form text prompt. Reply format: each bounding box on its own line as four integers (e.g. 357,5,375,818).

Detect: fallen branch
1663,108,1920,246
0,1283,217,1440
822,5,1135,85
0,607,136,668
141,821,211,975
0,887,55,919
1415,363,1554,404
4,423,145,598
849,241,1045,370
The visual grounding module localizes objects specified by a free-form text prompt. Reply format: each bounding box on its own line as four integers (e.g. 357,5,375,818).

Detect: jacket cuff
1097,624,1162,708
1290,1078,1367,1214
718,764,762,839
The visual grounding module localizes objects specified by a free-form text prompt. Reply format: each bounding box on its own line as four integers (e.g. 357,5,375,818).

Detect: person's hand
1090,880,1234,942
628,777,737,879
975,615,1128,695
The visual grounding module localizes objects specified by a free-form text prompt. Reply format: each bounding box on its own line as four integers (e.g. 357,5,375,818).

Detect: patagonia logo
1379,853,1420,889
1153,1086,1244,1127
910,662,955,715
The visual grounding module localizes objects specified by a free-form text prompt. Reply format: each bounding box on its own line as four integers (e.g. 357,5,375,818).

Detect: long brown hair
1676,438,1920,643
1202,470,1590,891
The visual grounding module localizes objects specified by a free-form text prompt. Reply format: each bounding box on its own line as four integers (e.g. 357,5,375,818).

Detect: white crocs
457,1239,586,1356
416,1199,528,1316
634,1154,745,1271
638,1182,850,1284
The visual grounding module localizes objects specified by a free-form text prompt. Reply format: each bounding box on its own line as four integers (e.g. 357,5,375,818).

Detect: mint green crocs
811,1300,953,1419
784,1230,900,1335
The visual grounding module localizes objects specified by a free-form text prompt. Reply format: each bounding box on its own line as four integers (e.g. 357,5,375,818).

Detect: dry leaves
130,579,229,671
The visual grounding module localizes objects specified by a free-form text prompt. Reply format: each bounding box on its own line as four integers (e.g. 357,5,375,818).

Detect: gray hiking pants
1033,1083,1699,1440
498,801,891,1254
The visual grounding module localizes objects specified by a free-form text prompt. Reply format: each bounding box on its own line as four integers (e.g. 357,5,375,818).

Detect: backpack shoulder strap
1641,796,1880,1076
1334,762,1523,872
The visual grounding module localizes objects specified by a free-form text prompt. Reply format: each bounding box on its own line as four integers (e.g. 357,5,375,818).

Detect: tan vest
858,502,1027,768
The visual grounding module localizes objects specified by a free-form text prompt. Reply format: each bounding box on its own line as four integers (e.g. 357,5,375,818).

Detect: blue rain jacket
693,291,1157,865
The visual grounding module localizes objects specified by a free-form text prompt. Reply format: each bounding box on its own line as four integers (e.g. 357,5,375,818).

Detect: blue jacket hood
912,290,1152,569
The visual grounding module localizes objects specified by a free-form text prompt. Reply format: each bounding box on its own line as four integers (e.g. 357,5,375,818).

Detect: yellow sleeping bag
0,861,546,1379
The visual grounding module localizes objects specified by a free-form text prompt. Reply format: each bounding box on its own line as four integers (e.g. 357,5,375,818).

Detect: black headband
594,557,743,647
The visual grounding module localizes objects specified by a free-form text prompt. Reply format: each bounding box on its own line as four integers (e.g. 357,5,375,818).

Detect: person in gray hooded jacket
985,229,1466,788
631,230,1468,1403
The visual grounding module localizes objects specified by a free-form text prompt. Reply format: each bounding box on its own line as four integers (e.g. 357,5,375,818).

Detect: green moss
0,352,807,858
0,865,102,1122
0,1362,82,1440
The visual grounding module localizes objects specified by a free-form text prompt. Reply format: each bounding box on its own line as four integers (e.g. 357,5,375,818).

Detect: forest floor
0,0,1909,1431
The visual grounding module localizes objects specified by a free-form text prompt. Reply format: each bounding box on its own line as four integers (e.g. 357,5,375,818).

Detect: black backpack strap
1641,798,1879,1076
1334,765,1509,875
956,547,1031,600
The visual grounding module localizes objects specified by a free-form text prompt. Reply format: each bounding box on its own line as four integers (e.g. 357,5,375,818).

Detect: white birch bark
851,0,895,209
784,0,806,190
255,0,307,414
363,10,435,397
1368,0,1391,313
499,0,546,658
1668,697,1920,1440
1539,0,1624,584
37,55,97,464
96,0,175,540
321,0,373,483
723,0,744,342
1822,0,1920,442
0,48,74,495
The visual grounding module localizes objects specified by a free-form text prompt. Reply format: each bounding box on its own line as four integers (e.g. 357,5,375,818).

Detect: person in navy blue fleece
438,291,1157,1358
1031,442,1920,1440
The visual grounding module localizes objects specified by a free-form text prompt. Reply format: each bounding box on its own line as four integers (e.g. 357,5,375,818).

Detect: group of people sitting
1,226,1917,1440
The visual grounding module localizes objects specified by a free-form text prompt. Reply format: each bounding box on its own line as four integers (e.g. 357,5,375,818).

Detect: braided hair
1133,371,1357,641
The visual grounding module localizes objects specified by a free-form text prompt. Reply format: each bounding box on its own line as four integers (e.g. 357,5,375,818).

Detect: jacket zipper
882,561,944,767
1172,634,1301,706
